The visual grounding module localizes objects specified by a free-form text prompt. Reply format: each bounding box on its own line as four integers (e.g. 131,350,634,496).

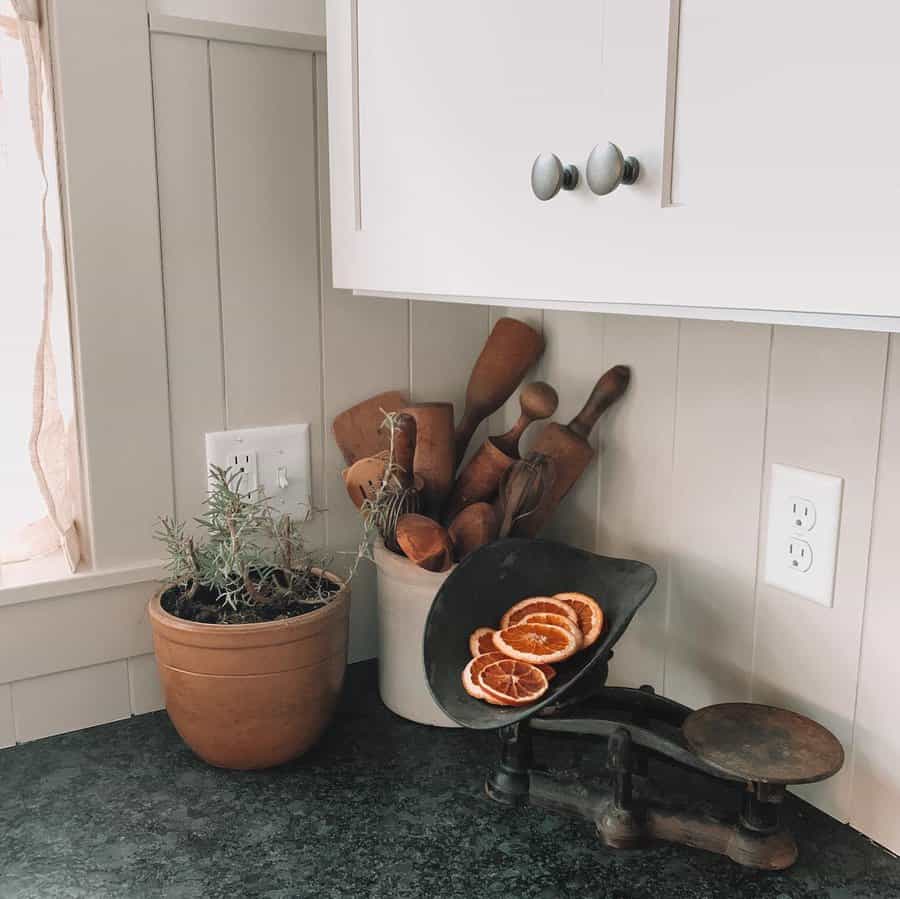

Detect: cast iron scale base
424,540,844,872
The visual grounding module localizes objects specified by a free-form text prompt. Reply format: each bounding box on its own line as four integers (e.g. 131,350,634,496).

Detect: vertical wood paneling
752,327,887,820
211,41,325,544
49,0,173,566
0,686,13,749
12,661,131,743
850,334,900,850
316,57,410,662
151,34,224,526
596,315,679,690
665,321,771,708
127,654,165,715
540,310,605,551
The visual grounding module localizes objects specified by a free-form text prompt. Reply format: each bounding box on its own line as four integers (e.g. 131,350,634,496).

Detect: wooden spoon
395,513,454,572
491,381,559,458
343,456,387,509
391,412,417,488
447,502,498,561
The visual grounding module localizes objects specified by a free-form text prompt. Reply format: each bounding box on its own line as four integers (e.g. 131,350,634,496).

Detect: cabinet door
326,0,671,301
327,1,900,319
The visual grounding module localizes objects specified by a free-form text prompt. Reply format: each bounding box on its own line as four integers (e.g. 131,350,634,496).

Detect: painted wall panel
127,654,166,715
147,0,326,36
11,661,131,744
151,34,224,526
540,310,605,551
665,321,770,708
596,316,679,691
849,334,900,849
0,686,13,749
752,327,887,821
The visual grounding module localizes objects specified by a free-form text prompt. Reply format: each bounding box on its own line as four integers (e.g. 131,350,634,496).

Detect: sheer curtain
0,0,80,572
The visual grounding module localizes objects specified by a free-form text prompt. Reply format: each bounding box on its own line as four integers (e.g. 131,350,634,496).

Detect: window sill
0,555,165,609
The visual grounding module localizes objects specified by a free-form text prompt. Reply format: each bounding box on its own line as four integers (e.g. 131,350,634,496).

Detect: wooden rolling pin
402,402,455,519
454,317,545,465
442,381,558,523
512,365,631,537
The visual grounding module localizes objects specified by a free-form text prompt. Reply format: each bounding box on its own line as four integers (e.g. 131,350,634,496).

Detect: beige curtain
3,0,81,571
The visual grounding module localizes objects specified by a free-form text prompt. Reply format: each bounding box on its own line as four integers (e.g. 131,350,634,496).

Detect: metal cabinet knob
531,153,579,201
585,142,640,196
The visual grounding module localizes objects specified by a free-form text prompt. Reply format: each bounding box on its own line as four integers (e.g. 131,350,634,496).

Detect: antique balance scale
424,539,844,871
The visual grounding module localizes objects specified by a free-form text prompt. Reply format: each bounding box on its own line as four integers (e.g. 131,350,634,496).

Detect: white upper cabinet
326,1,900,324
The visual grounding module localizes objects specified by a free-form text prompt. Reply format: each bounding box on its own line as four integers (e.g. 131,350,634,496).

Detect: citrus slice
500,596,578,629
521,612,583,647
478,658,548,706
553,592,605,648
537,663,556,682
469,627,496,657
492,622,579,665
462,652,515,704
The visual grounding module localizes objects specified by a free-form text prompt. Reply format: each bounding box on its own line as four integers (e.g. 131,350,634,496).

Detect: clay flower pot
148,571,350,770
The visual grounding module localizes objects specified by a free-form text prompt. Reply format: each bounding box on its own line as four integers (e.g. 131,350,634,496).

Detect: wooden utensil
391,412,417,488
343,456,388,509
332,390,407,466
512,364,630,537
491,381,559,458
494,452,556,538
447,502,498,561
395,513,454,572
442,381,558,523
454,317,545,465
402,402,455,519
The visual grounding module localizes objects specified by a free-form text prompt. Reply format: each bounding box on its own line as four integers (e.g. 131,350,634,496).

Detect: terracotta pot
148,571,350,770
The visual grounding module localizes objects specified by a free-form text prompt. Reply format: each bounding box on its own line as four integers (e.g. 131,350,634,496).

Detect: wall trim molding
148,13,326,54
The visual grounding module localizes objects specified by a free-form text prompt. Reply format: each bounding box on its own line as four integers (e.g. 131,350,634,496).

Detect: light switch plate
205,424,312,519
763,464,843,607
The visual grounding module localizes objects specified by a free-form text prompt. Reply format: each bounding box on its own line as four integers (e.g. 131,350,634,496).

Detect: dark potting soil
160,573,339,625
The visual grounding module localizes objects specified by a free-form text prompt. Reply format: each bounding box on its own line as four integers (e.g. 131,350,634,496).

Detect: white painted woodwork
850,335,900,851
149,14,325,52
151,34,225,527
752,328,887,822
540,310,605,552
127,654,165,715
11,661,132,743
596,316,679,691
148,0,326,36
326,1,900,324
0,686,13,749
48,0,173,566
665,321,770,709
0,582,155,685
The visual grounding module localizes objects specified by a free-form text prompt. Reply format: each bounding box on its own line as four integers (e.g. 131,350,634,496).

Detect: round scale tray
424,538,657,730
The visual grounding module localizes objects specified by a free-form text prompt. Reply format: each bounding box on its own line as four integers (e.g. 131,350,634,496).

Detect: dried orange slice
554,592,605,648
500,596,578,629
537,663,556,682
521,612,583,647
478,658,548,706
469,627,496,657
492,622,578,665
462,652,514,704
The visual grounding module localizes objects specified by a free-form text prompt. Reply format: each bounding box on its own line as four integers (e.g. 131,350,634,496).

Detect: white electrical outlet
205,424,312,519
764,464,843,607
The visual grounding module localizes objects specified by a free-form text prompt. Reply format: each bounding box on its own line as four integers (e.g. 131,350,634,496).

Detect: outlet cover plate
205,424,312,519
763,463,843,607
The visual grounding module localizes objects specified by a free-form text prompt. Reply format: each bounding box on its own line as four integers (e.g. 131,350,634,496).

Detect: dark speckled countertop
1,660,898,899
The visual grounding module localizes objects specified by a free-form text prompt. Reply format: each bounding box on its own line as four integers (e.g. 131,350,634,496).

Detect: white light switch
763,464,843,607
205,424,312,519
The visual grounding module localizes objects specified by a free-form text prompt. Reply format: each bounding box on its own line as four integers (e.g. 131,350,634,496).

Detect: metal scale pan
424,538,657,728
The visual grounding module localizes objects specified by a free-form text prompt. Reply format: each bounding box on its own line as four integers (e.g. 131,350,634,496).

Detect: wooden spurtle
402,402,455,519
491,381,559,458
395,513,454,572
391,412,417,487
447,502,498,561
442,381,558,523
332,390,407,466
512,364,630,537
454,317,545,465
